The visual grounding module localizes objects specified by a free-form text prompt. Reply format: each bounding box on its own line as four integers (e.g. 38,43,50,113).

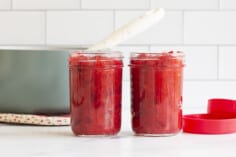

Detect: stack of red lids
183,98,236,134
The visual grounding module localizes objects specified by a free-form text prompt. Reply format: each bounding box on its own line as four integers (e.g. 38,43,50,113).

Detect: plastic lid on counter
183,98,236,134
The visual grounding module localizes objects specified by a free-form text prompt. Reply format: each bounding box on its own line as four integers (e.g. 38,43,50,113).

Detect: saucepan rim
0,46,87,51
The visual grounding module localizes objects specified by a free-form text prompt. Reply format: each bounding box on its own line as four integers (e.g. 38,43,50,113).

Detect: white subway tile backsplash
184,81,236,107
115,46,149,81
220,0,236,9
81,0,148,9
122,81,131,129
219,47,236,79
46,11,113,45
115,11,183,44
0,0,11,10
0,0,236,112
151,0,218,10
123,80,236,109
0,12,45,45
12,0,80,10
150,46,218,80
122,81,131,109
184,11,236,44
122,80,227,120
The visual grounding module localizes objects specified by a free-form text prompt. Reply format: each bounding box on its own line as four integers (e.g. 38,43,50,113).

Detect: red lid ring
183,113,236,134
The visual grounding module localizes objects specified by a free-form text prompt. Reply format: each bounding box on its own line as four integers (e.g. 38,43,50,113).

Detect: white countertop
0,125,235,157
0,108,235,157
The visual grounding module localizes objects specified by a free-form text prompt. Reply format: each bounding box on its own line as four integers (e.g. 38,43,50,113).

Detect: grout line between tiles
182,11,185,44
44,11,47,45
78,8,149,11
113,10,116,31
1,44,236,47
6,9,236,12
10,0,13,10
148,0,151,9
217,45,220,80
125,79,236,82
151,44,236,47
79,0,82,9
185,79,236,82
4,8,236,12
147,45,151,51
218,0,221,10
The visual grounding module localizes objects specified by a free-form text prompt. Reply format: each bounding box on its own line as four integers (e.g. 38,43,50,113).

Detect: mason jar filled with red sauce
69,51,123,136
129,51,184,136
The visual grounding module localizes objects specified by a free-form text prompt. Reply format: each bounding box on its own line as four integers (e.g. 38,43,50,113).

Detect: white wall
1,0,236,111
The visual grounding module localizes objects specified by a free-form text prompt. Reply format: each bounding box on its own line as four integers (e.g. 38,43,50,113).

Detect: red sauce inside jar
130,51,184,136
69,52,123,136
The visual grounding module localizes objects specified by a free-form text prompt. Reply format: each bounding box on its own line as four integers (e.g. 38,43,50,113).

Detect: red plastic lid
183,98,236,134
208,98,236,114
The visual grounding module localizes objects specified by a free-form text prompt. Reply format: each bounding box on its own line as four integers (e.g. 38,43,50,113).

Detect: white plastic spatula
88,8,165,51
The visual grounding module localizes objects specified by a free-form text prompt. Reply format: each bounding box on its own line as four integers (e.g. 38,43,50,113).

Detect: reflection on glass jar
129,51,184,136
69,51,123,136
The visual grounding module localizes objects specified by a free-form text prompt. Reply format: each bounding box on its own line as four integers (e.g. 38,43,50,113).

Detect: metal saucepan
0,46,85,115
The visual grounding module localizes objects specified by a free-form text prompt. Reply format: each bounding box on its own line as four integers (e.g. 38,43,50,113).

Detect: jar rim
70,50,123,60
129,51,185,68
130,51,184,60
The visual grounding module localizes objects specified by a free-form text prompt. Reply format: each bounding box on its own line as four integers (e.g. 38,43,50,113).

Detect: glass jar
69,51,123,136
129,51,184,136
